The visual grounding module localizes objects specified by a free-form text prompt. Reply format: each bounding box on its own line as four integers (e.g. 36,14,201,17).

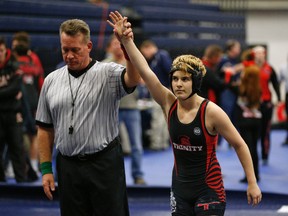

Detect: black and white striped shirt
36,60,132,156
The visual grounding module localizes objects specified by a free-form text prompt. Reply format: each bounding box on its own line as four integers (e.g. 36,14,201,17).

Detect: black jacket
0,49,22,112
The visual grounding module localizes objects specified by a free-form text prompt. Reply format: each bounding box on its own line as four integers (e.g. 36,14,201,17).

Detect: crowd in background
0,32,44,183
0,29,287,184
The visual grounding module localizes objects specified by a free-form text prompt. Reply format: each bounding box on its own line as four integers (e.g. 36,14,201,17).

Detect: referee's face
61,32,93,71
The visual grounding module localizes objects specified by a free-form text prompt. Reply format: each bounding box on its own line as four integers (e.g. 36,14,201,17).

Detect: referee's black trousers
57,138,129,216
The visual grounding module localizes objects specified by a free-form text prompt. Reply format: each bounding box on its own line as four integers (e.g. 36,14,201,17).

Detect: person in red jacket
200,44,226,105
12,32,44,82
243,46,281,165
0,36,28,182
200,44,235,147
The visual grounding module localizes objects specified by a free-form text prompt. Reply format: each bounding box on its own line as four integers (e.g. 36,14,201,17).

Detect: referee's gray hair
60,19,90,43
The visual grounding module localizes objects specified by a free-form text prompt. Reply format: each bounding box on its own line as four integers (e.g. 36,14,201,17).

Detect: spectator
243,46,281,165
139,39,172,150
11,32,44,77
12,31,44,173
200,44,228,105
234,65,262,183
218,39,242,124
102,35,146,185
200,44,233,146
0,36,27,183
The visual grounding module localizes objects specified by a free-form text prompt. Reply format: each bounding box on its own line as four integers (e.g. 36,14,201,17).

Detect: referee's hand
42,173,55,200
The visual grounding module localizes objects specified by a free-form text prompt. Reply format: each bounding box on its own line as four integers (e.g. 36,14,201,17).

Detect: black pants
238,119,261,180
260,101,273,160
235,105,261,179
0,112,27,182
57,138,129,216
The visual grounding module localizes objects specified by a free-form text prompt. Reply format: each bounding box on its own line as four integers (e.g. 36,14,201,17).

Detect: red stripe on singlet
168,100,179,176
200,100,226,202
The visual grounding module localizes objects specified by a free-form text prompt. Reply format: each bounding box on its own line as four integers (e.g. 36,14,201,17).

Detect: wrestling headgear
169,62,203,100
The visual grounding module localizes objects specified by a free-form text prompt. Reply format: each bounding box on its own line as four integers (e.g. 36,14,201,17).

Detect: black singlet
168,99,226,202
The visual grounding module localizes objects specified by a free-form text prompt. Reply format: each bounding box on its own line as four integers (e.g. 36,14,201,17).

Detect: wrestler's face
171,70,192,99
61,32,92,71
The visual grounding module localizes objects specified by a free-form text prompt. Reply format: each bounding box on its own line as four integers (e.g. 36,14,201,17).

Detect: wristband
40,161,53,176
120,44,130,61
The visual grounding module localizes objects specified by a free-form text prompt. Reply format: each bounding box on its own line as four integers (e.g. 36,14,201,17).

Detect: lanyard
67,71,87,134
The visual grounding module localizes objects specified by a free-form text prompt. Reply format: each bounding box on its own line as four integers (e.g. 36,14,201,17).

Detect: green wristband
40,162,53,176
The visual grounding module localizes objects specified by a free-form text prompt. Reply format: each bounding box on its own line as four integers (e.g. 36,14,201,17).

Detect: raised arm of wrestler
107,11,175,120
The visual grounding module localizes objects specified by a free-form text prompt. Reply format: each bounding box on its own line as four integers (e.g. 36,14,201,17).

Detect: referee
36,18,140,216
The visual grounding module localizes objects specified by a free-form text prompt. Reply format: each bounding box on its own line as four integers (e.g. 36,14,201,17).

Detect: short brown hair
12,31,30,47
60,19,90,43
204,44,223,59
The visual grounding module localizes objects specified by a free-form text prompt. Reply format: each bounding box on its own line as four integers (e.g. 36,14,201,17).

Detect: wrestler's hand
247,183,262,206
107,11,133,43
42,173,55,200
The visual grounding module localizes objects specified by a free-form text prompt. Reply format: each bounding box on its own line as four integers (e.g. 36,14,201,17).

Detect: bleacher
0,0,246,74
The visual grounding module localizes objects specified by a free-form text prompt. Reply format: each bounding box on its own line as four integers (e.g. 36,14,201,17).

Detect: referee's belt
60,136,120,161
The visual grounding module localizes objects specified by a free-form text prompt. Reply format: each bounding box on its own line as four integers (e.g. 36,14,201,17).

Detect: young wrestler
108,11,262,216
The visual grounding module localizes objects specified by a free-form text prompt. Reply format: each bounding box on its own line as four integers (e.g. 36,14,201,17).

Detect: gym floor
0,129,287,215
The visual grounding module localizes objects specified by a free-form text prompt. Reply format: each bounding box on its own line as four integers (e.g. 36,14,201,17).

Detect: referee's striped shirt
36,60,133,156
